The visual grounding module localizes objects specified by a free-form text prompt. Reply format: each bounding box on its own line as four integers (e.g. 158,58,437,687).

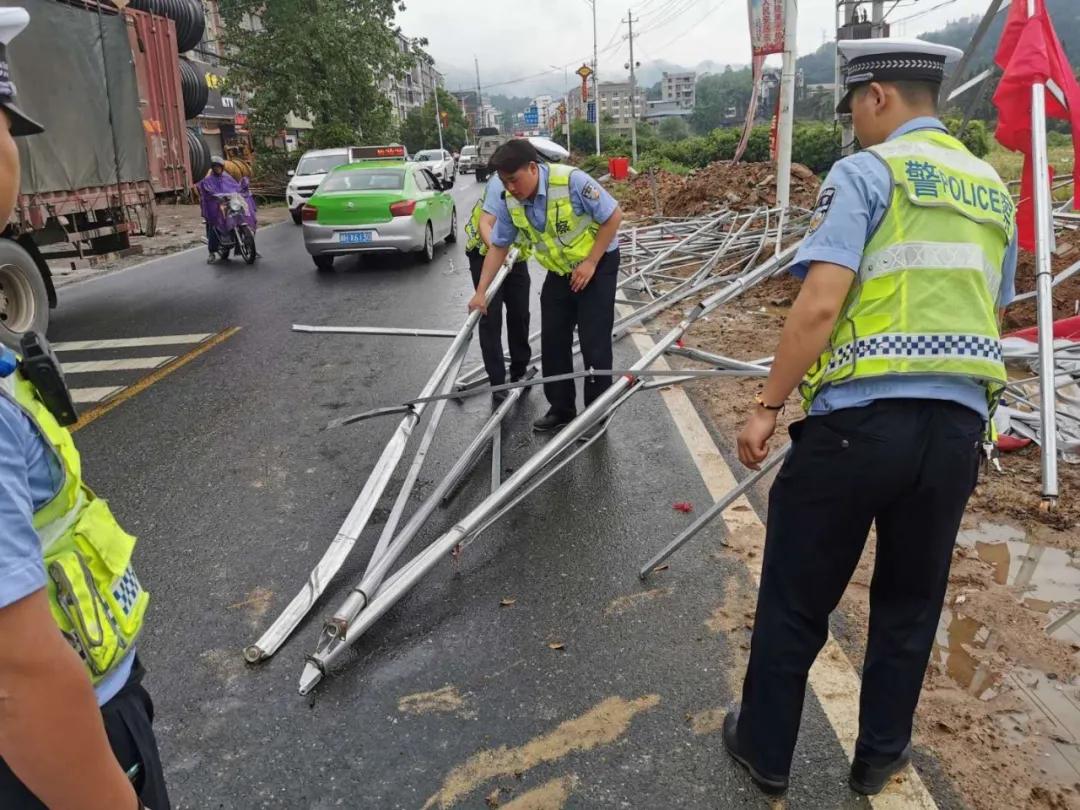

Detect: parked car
286,148,351,225
457,145,478,174
413,148,456,182
302,150,457,271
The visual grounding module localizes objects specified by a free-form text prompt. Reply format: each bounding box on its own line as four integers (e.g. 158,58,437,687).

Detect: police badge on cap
0,8,43,137
836,37,963,115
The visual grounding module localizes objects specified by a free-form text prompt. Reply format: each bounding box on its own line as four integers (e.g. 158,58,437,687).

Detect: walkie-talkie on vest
18,331,78,426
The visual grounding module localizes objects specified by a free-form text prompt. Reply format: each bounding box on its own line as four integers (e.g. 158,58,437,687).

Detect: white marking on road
53,334,212,352
623,315,938,809
71,386,123,404
63,356,175,373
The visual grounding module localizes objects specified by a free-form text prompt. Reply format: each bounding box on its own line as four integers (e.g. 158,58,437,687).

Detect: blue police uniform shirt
0,346,133,705
788,116,1018,420
491,162,619,252
481,174,505,216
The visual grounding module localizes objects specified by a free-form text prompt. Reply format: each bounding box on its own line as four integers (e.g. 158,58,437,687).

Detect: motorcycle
208,178,258,265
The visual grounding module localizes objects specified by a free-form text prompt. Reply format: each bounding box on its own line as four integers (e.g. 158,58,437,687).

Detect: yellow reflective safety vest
1,370,148,683
505,164,599,276
800,129,1015,413
465,184,532,260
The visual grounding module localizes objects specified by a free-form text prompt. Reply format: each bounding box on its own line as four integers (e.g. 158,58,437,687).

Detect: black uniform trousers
540,249,620,415
0,657,171,809
736,399,983,779
467,247,531,386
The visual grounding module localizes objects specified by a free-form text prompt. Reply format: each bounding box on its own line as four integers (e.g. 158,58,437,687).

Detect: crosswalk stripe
63,356,175,374
53,334,212,352
71,386,124,404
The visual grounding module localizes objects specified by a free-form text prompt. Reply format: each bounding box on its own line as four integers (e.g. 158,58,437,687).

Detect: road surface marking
71,386,124,404
72,327,241,432
63,356,175,373
53,334,212,352
624,320,938,809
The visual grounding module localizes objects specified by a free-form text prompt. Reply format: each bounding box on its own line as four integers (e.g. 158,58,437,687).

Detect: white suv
286,148,351,225
414,149,456,183
458,145,478,174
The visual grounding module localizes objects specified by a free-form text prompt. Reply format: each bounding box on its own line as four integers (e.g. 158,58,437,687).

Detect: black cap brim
2,101,43,136
836,90,853,115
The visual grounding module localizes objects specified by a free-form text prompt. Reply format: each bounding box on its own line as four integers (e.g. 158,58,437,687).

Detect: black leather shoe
722,709,789,796
849,743,912,795
532,410,575,432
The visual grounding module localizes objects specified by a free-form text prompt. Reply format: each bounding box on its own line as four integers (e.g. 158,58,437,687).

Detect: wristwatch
754,393,785,412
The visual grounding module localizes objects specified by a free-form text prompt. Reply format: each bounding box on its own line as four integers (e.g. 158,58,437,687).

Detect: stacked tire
128,0,205,53
179,58,208,120
187,127,211,182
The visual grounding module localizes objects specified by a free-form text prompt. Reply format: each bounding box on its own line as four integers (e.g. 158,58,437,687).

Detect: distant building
644,99,692,125
661,71,696,110
380,32,443,126
596,81,646,133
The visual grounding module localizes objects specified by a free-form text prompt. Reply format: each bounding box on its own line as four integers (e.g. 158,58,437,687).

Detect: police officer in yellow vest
464,176,532,392
723,39,1017,797
0,10,169,808
468,139,623,432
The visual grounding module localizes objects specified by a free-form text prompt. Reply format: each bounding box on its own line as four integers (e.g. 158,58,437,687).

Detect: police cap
836,37,963,115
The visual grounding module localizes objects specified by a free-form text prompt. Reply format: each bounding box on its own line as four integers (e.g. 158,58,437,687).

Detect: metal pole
626,9,639,165
244,250,519,663
474,56,484,132
593,0,601,155
292,325,458,338
298,243,800,692
870,0,883,35
638,443,789,579
1027,0,1059,507
434,85,445,151
775,0,798,252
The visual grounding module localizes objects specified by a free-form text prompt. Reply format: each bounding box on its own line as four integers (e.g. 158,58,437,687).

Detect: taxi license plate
339,231,373,244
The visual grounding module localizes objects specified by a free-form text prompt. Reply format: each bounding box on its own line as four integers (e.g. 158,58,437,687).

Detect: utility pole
474,56,484,134
624,9,640,164
870,0,884,36
775,0,798,252
589,0,600,155
434,82,444,151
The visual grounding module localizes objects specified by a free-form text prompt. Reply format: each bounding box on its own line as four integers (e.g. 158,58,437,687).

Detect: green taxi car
302,148,457,270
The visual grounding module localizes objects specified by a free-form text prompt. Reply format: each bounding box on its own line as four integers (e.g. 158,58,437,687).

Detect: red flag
993,0,1080,250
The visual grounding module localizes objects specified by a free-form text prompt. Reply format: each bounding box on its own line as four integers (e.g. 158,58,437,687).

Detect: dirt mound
614,161,821,218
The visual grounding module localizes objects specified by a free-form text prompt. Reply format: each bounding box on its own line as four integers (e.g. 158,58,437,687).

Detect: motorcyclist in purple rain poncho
198,156,257,262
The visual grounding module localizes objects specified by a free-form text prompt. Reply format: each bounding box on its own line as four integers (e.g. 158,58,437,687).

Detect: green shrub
945,118,991,158
792,122,841,174
635,154,693,175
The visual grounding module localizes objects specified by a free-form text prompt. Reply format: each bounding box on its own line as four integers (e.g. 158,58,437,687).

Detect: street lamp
583,0,600,155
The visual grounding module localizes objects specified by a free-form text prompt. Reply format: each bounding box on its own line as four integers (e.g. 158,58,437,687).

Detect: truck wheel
0,240,49,349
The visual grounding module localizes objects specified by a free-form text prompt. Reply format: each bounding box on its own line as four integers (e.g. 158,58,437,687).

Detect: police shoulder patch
582,183,601,201
808,187,836,235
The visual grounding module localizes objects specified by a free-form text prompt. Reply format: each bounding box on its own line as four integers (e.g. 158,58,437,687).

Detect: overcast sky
398,0,995,95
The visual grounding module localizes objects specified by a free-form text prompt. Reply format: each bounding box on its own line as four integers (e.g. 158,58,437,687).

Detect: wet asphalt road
49,181,944,809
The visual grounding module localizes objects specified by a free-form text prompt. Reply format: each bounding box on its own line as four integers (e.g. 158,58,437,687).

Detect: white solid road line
53,334,212,352
62,356,175,374
71,386,124,404
624,316,938,809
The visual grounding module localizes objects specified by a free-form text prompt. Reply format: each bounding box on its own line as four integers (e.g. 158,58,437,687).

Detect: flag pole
1027,0,1059,508
775,0,798,253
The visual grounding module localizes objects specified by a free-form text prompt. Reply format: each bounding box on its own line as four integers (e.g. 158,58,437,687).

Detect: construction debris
243,205,811,693
614,161,821,218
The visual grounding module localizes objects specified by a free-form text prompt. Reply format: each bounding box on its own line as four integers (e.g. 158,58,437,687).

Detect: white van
285,148,351,225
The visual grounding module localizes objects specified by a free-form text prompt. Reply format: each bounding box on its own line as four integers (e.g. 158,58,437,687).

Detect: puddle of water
931,521,1080,785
